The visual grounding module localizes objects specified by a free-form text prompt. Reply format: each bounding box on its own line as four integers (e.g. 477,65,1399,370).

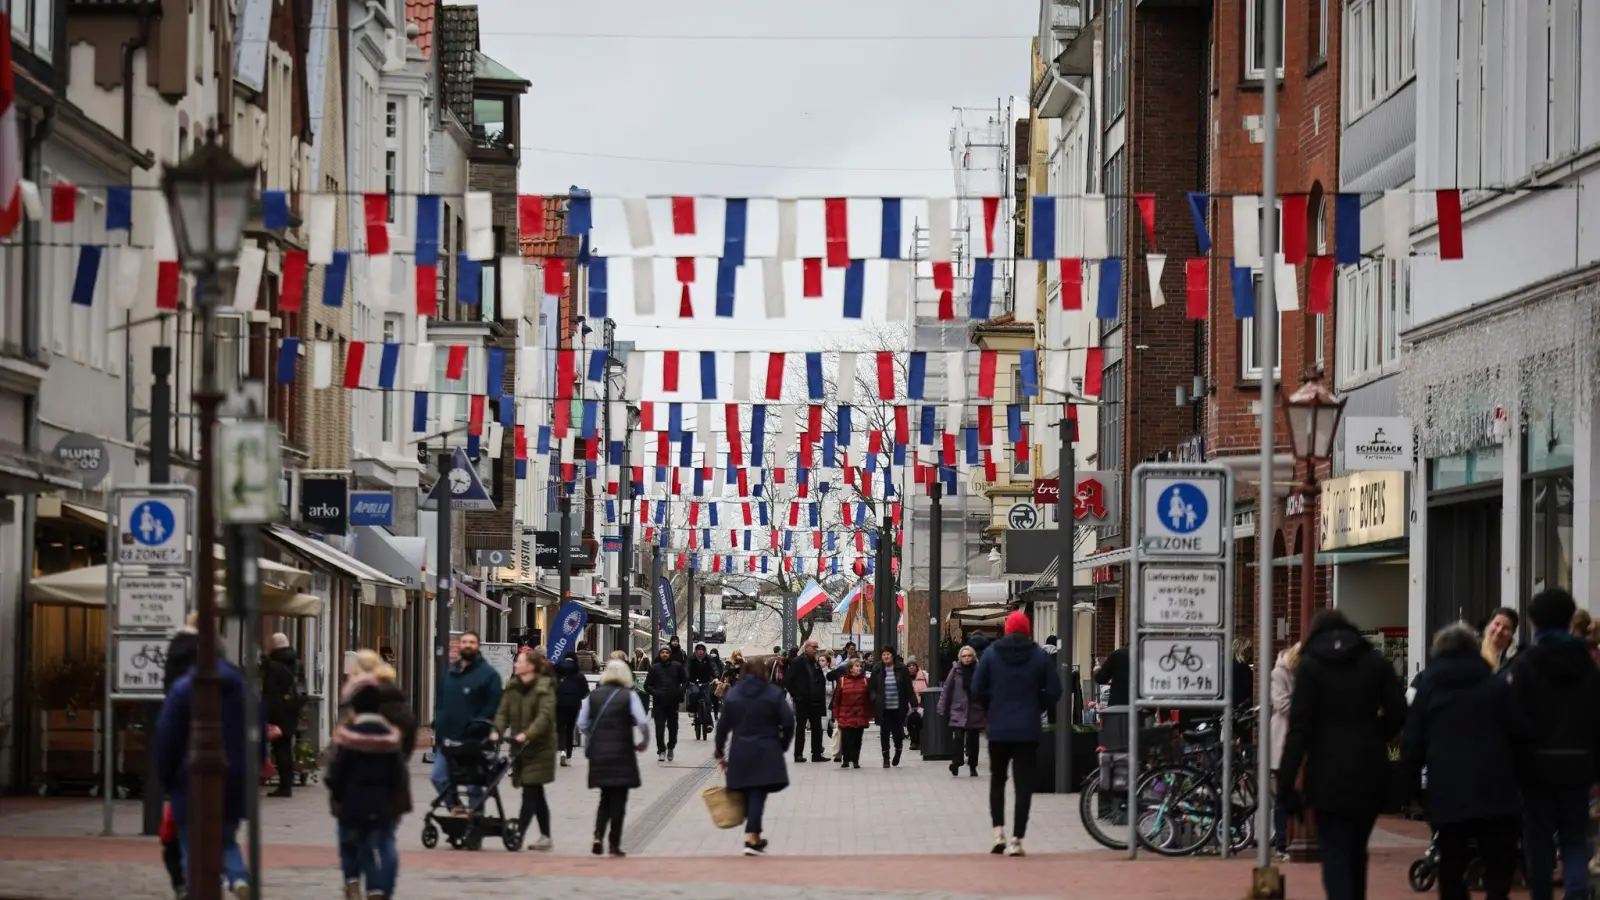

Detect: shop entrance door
1426,495,1503,642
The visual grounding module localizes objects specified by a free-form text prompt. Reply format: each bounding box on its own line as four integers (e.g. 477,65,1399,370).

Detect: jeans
430,751,481,809
949,727,980,771
794,705,824,759
1437,815,1518,900
1315,809,1378,900
337,821,399,898
1523,786,1591,900
556,707,580,757
652,706,678,753
745,788,769,834
878,707,906,757
519,784,550,839
988,740,1038,838
595,787,630,850
841,727,865,764
177,820,249,890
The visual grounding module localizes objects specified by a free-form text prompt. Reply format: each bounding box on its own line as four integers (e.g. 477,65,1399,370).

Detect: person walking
970,611,1061,857
869,646,914,767
783,639,828,763
905,658,930,751
158,611,200,900
431,632,503,813
262,633,303,797
1277,609,1408,900
1268,642,1301,858
1401,622,1520,900
554,654,589,766
715,657,795,856
631,648,649,673
578,660,650,857
688,643,717,729
343,651,418,856
938,645,987,777
831,659,872,769
644,646,687,762
1505,588,1600,900
326,683,406,900
493,649,558,852
574,641,600,674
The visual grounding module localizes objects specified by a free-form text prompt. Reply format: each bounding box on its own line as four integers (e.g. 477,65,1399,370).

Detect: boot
344,882,362,900
882,752,890,768
949,760,960,777
892,746,902,767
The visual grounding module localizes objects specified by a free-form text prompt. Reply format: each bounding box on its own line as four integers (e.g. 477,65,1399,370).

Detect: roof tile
406,0,434,55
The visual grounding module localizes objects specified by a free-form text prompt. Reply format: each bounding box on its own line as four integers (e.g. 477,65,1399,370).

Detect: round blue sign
1158,483,1209,535
130,501,176,546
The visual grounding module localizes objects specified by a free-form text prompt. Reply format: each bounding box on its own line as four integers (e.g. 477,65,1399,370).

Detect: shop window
1428,445,1504,491
1524,413,1575,475
1524,474,1573,600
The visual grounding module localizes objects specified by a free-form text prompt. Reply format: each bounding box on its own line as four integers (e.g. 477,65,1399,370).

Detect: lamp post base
1246,864,1286,899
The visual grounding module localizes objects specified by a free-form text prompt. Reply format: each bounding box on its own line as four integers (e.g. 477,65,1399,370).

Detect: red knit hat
1004,610,1032,637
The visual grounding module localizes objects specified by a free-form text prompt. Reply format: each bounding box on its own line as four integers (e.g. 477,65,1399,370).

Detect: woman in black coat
1401,622,1521,900
714,658,795,856
577,660,650,856
1278,609,1408,900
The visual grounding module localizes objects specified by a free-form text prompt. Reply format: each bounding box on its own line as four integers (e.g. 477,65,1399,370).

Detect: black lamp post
161,131,257,900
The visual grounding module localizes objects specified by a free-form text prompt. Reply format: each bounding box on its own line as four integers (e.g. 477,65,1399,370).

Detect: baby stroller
1408,828,1527,893
419,719,527,852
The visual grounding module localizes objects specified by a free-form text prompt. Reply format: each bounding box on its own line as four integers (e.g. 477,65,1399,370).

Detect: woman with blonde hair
577,659,650,856
1269,642,1301,858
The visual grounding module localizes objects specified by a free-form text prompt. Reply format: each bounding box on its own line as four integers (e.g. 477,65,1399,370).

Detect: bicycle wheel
1134,766,1221,857
1078,769,1129,851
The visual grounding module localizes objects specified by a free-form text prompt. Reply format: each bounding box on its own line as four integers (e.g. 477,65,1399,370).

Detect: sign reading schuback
1320,470,1407,551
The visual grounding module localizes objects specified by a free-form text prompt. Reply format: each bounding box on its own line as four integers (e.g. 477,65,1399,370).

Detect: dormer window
471,95,513,149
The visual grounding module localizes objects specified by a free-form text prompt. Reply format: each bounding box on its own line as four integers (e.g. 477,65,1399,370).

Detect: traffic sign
1138,635,1223,700
1139,473,1224,557
217,419,280,524
113,636,171,695
116,495,190,566
1139,565,1223,628
115,576,189,633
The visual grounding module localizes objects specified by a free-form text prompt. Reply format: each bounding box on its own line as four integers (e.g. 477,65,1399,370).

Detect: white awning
267,526,406,607
352,526,425,592
27,564,323,617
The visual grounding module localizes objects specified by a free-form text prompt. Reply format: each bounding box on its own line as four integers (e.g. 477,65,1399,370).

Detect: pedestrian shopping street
0,715,1427,900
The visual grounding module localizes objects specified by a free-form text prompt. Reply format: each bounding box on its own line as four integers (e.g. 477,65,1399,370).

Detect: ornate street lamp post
161,131,257,900
1278,370,1346,865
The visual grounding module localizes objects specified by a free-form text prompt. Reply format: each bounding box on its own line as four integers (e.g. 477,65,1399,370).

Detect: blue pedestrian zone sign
1159,483,1208,534
1140,475,1223,557
116,494,190,566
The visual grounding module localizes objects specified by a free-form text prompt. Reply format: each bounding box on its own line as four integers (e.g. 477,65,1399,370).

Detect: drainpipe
122,13,153,145
351,0,384,31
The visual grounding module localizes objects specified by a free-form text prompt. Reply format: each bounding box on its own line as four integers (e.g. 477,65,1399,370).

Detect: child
326,683,405,900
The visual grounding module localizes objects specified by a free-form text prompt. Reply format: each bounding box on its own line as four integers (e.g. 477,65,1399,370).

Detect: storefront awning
1270,548,1408,567
456,578,508,612
0,441,83,494
267,526,406,607
351,526,425,592
572,599,621,625
27,564,324,617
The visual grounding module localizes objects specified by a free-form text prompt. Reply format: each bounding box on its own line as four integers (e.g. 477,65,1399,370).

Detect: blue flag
547,601,590,662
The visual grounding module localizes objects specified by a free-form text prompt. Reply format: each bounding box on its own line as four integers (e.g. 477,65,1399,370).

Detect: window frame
1240,201,1286,382
11,0,55,62
1335,257,1409,388
1245,0,1288,81
1343,0,1418,124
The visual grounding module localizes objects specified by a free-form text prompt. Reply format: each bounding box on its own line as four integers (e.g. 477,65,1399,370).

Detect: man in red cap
970,610,1062,857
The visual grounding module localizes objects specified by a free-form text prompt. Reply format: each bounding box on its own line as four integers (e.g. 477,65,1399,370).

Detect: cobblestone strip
621,761,719,855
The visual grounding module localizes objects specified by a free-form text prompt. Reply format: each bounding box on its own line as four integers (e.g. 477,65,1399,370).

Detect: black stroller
419,719,528,852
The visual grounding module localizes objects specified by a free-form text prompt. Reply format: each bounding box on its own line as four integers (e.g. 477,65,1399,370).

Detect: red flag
824,198,849,268
467,395,485,435
51,182,75,223
280,250,308,312
1436,190,1464,260
678,283,694,318
802,258,823,298
415,264,438,316
553,403,571,439
155,261,181,310
343,342,366,388
893,405,909,445
938,290,954,321
1282,194,1309,264
982,197,1000,255
543,257,565,296
765,352,785,399
514,425,528,459
518,195,545,238
655,433,669,466
868,430,882,454
676,257,695,284
1084,347,1105,397
941,432,956,466
876,352,895,400
807,404,822,437
984,451,997,482
978,350,998,399
1308,256,1335,314
0,10,21,240
363,194,390,255
554,350,574,398
662,350,680,392
639,401,655,431
1185,259,1209,320
1061,259,1083,310
977,405,993,445
725,404,743,465
671,196,696,235
1134,194,1157,250
932,261,953,292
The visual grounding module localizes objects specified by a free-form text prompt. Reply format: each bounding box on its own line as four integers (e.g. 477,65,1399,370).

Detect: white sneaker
657,751,666,763
559,756,569,767
1004,838,1026,857
530,835,552,852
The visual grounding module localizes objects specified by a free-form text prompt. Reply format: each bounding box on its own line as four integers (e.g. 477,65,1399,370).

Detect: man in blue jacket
432,631,503,811
155,641,257,899
971,610,1062,858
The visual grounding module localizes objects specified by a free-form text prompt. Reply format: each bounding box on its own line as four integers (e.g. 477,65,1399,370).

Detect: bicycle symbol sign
1138,636,1222,700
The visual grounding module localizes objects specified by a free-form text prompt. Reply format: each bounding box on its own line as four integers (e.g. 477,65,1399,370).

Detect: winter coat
715,675,795,793
937,661,987,730
1268,651,1296,770
645,659,688,708
582,684,646,789
554,658,591,710
325,713,406,825
1092,645,1130,707
263,646,301,730
1400,648,1521,825
338,676,416,815
832,672,873,729
574,648,600,674
908,669,930,709
668,644,686,664
783,653,827,711
1505,631,1600,788
434,655,503,743
1277,622,1407,817
970,634,1063,743
493,674,558,787
156,659,260,826
687,654,717,685
162,628,198,695
869,662,914,716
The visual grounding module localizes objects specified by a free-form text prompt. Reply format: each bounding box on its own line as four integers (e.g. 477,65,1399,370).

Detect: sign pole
434,447,452,732
928,480,942,686
1055,405,1075,794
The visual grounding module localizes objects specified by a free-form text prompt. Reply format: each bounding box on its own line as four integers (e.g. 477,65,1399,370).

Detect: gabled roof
473,50,529,88
438,4,479,126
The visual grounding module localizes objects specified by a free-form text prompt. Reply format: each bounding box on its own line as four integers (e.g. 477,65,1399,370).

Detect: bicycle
131,644,167,671
689,684,714,741
1133,708,1260,857
1157,645,1205,673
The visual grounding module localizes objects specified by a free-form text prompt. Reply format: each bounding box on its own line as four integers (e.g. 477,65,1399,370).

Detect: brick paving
0,713,1434,899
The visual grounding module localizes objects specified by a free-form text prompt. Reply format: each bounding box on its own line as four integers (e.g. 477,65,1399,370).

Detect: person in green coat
493,648,557,851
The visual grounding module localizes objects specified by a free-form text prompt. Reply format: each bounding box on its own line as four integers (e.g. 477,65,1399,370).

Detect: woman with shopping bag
713,657,795,856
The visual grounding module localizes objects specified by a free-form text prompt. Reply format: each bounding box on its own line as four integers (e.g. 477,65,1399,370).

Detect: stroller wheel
420,821,439,849
502,820,523,852
1408,860,1436,893
1464,859,1484,891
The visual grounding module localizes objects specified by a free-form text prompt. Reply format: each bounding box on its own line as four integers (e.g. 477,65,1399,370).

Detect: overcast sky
470,1,1036,362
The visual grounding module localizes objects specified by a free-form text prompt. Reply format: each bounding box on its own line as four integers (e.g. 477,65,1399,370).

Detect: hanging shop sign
348,491,396,527
52,432,110,488
1343,417,1414,471
1320,470,1407,551
299,477,349,535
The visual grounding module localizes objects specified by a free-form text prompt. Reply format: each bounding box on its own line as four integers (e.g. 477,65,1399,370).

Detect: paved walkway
0,713,1431,899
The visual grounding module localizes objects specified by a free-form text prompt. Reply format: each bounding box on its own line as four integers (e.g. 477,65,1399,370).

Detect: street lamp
161,130,257,900
1278,370,1345,865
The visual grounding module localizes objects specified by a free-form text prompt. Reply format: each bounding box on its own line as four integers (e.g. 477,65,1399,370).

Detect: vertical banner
656,569,677,641
546,601,589,663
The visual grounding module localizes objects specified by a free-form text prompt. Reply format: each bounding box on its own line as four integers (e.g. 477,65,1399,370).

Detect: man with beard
431,632,504,813
645,646,688,761
263,633,303,796
784,639,829,763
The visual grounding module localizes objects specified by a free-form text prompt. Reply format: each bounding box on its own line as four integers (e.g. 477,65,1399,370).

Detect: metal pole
559,448,572,604
1252,0,1283,889
433,448,452,731
188,283,225,900
1055,407,1075,793
618,421,634,657
876,514,894,653
928,481,942,686
229,525,263,900
142,346,172,836
686,566,695,645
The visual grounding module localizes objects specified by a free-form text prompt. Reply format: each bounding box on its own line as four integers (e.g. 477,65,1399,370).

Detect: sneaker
592,838,603,856
232,884,251,900
892,747,902,766
667,748,674,762
657,752,666,763
559,756,569,767
345,882,362,900
1005,838,1026,857
743,842,766,856
608,848,627,858
840,760,850,769
990,837,1007,854
530,835,552,852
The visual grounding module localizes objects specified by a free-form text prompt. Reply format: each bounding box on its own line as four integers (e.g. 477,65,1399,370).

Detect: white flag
1233,195,1261,267
1146,254,1167,308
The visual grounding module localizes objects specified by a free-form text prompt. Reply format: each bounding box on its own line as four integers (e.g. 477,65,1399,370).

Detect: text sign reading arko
1139,566,1223,628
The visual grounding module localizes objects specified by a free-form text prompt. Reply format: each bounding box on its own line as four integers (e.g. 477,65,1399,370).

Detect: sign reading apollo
1319,470,1408,552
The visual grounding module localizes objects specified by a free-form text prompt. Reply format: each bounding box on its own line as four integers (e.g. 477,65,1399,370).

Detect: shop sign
52,432,110,487
299,477,348,535
348,491,395,527
1320,470,1407,551
1343,417,1413,471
